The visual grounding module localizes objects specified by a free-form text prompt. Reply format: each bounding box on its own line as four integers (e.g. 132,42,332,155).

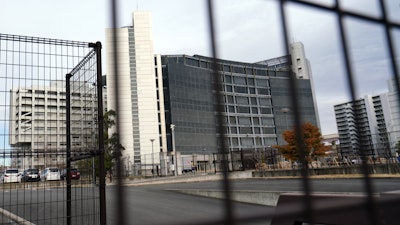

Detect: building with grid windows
9,81,100,169
334,78,400,160
334,98,377,158
157,54,319,155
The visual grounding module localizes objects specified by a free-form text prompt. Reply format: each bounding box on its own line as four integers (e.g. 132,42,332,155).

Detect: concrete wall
253,164,400,177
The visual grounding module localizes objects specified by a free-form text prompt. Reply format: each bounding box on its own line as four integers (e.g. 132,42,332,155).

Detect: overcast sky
1,0,399,135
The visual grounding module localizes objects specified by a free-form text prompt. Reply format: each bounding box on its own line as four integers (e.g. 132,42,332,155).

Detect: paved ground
1,171,399,225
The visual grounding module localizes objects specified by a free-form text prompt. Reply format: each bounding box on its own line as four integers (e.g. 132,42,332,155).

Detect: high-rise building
9,82,99,169
105,12,161,168
106,11,319,171
334,78,400,159
334,98,377,158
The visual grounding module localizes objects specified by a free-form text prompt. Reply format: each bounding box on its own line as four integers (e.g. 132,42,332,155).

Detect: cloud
1,0,397,136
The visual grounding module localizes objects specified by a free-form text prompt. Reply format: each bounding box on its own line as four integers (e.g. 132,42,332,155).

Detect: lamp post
150,139,155,177
281,107,290,130
170,124,177,176
203,148,206,173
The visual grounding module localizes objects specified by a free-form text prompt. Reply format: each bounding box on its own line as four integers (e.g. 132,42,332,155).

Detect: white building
9,81,99,169
105,11,161,172
334,97,378,157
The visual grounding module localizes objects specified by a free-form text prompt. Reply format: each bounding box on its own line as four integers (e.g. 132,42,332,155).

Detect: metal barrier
0,34,103,225
107,0,400,225
0,0,399,225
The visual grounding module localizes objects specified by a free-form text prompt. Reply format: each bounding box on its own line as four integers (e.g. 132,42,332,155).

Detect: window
250,98,257,105
256,78,268,87
239,127,252,134
227,96,234,104
233,66,244,74
257,88,269,95
247,78,255,86
260,107,272,114
233,76,246,85
262,127,275,134
261,117,274,126
223,65,230,72
259,98,271,106
237,106,250,114
225,75,232,83
236,96,248,105
234,86,247,94
238,117,251,125
245,68,253,75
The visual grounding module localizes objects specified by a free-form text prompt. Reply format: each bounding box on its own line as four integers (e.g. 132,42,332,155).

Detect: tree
76,110,124,174
103,110,124,172
274,122,329,162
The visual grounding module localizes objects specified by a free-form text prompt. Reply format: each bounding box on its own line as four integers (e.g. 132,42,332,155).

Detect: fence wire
0,0,399,225
0,33,101,225
108,0,400,225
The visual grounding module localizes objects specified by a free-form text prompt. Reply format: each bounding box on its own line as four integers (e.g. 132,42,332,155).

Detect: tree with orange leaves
274,122,329,162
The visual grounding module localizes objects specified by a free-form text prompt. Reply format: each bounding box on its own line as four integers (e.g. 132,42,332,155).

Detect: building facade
105,12,162,170
9,82,99,169
334,79,400,159
157,54,319,155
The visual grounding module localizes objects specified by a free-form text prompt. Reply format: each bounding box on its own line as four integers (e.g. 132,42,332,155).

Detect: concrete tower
105,12,160,170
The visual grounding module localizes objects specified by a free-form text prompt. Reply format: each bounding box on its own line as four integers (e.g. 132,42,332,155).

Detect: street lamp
281,107,290,130
170,124,177,176
203,148,206,173
150,139,155,176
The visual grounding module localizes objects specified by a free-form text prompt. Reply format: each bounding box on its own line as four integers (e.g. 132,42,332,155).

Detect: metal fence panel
0,34,102,225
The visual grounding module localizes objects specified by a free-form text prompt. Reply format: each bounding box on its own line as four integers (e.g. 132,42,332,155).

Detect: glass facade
159,55,318,154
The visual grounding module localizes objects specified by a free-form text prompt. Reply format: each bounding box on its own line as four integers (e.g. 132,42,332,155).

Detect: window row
225,96,271,106
224,85,270,95
225,106,273,114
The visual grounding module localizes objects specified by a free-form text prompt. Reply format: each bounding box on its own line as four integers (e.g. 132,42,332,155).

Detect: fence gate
0,34,104,225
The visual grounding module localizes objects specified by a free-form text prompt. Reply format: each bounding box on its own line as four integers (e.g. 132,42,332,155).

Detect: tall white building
334,97,378,157
334,86,400,159
105,12,161,169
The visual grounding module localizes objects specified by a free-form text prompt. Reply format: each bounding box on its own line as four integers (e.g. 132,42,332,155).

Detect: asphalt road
0,177,399,225
105,177,400,225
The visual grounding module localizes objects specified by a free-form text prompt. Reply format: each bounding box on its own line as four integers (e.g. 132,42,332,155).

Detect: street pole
171,124,177,176
281,107,290,130
150,139,155,177
203,148,206,173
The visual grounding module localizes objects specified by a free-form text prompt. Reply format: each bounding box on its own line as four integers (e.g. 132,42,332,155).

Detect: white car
41,167,60,181
1,169,22,183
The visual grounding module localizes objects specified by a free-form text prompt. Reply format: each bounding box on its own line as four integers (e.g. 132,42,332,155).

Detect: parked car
0,169,22,183
60,168,80,180
21,168,40,182
41,167,60,181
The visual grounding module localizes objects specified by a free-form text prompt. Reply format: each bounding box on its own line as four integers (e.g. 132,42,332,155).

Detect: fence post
90,42,106,225
65,73,72,225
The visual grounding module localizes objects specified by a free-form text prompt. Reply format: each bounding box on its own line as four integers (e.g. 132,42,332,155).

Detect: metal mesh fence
0,34,101,225
107,0,400,225
0,0,399,225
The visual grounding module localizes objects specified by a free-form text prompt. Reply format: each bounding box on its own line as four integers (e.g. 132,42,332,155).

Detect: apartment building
9,81,99,169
